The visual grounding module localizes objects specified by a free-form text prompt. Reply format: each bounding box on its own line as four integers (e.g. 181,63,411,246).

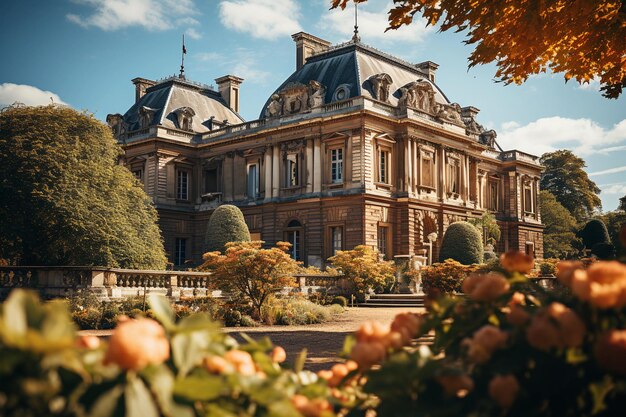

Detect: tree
539,190,579,258
200,241,299,318
439,221,483,265
596,211,626,258
0,105,166,268
327,245,395,300
577,219,611,250
540,150,601,222
332,0,626,98
205,204,250,253
468,212,501,247
619,196,626,212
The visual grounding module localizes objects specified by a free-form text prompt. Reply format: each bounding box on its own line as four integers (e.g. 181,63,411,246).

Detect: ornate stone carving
265,94,282,118
369,73,393,102
280,139,307,153
106,113,126,136
308,80,325,108
265,80,326,118
479,130,497,148
398,80,439,114
173,107,195,131
437,103,463,125
138,106,157,129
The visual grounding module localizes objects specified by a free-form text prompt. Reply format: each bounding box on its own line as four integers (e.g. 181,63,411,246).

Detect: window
284,220,303,261
524,185,534,214
377,225,390,259
378,149,390,184
421,153,435,188
447,158,461,194
286,155,299,187
174,238,187,266
176,170,189,200
488,180,499,211
331,148,343,183
247,164,259,199
330,226,343,256
250,232,262,241
525,242,535,257
132,169,143,181
204,168,219,193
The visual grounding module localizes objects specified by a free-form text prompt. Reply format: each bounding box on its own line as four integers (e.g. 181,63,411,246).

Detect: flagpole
180,34,186,79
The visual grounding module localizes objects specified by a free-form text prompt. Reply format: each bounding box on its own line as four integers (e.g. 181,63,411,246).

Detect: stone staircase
360,293,425,308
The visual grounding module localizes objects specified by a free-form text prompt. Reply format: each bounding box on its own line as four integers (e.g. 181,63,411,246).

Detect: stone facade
111,32,544,268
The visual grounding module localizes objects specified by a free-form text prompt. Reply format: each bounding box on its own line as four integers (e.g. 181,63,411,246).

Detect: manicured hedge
439,221,484,265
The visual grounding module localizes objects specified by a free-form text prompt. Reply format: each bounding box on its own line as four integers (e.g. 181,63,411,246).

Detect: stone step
359,293,425,308
369,293,423,299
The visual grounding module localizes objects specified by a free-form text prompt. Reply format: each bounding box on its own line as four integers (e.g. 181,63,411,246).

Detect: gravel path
79,307,424,371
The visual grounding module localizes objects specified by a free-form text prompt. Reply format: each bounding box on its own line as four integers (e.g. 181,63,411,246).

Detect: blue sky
1,0,625,211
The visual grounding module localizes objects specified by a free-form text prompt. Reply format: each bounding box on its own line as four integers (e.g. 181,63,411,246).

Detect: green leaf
171,331,211,377
294,349,307,373
125,375,159,417
148,294,175,330
173,375,224,401
87,384,125,417
589,376,614,415
1,289,29,342
267,400,302,417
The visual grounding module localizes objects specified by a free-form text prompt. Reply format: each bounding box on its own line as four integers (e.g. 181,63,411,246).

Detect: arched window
284,220,304,261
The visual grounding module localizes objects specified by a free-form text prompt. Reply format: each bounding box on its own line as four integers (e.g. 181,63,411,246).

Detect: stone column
264,146,273,201
412,140,418,194
272,145,280,198
313,137,322,193
406,138,412,193
305,139,314,193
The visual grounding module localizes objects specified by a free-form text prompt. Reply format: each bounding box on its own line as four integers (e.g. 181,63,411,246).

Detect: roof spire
352,2,360,43
179,33,187,79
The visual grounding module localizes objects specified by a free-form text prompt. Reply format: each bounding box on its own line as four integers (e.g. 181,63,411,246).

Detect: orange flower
203,355,233,374
271,346,287,363
436,374,474,397
488,375,520,408
224,349,256,376
291,394,332,417
526,302,585,350
355,321,390,343
463,272,510,302
595,330,626,375
463,325,508,364
350,341,386,370
76,335,100,349
571,261,626,309
104,318,169,370
555,261,584,286
500,251,534,274
506,304,530,326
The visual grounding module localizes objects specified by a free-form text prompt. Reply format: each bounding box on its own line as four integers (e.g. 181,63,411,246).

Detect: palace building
108,31,544,268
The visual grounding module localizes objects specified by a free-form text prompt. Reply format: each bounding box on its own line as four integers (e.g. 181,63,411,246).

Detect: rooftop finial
352,2,360,43
179,34,186,79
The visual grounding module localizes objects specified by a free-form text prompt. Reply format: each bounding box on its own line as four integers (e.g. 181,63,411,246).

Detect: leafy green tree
468,212,501,246
539,190,579,258
439,221,483,265
204,204,251,253
540,150,601,222
0,105,166,268
597,211,626,258
619,196,626,212
577,219,611,250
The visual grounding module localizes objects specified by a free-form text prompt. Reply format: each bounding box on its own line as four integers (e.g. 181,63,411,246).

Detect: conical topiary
439,221,484,265
577,219,611,249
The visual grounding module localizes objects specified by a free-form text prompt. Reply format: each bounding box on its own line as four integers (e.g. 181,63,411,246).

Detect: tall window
421,153,435,188
284,220,303,261
286,155,299,187
377,225,389,259
330,226,343,256
524,185,534,213
205,168,219,193
378,149,390,184
174,238,186,266
132,169,144,181
488,180,499,211
247,164,259,199
447,159,460,194
176,170,189,200
331,148,343,183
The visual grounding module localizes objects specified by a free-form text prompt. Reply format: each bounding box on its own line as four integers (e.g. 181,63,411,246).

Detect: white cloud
497,117,626,156
185,27,202,39
577,77,601,92
320,1,433,43
219,0,301,40
194,52,221,62
67,0,198,31
589,166,626,177
0,83,67,107
599,183,626,194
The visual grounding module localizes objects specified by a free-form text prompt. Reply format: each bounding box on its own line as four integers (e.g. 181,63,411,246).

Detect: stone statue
479,129,497,147
265,94,282,118
397,80,438,114
369,73,393,102
308,80,325,108
438,103,463,124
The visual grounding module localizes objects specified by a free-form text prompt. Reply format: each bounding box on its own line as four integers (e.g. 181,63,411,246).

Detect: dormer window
369,73,393,102
174,107,195,132
139,106,156,129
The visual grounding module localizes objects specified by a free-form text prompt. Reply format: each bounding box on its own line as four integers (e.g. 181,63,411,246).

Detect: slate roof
123,77,244,133
259,40,450,118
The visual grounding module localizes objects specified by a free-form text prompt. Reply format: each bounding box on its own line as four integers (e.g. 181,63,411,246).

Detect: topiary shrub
331,296,348,307
483,251,497,261
577,219,611,249
591,242,616,260
439,221,484,264
205,204,251,253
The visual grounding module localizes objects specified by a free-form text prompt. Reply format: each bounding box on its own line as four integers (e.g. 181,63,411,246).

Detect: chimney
416,61,439,83
131,77,156,103
291,32,331,71
215,75,244,113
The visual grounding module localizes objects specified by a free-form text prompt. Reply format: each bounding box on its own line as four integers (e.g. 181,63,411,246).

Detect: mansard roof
259,40,450,118
122,76,244,133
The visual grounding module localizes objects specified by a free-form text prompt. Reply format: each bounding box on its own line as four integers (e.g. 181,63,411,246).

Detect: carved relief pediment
106,113,126,136
436,103,464,126
397,80,439,114
368,73,393,102
264,80,326,118
280,139,307,153
173,107,196,132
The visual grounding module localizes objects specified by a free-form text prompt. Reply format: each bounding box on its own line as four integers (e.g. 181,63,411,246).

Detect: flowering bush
420,259,479,298
0,290,340,417
329,251,626,417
